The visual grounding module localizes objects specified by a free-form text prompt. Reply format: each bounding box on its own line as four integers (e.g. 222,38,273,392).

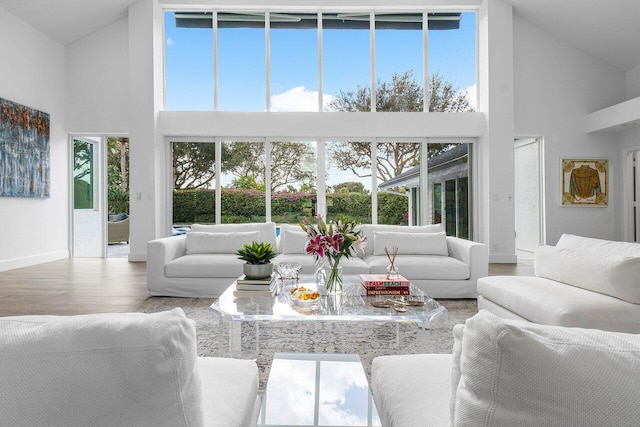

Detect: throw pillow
185,231,260,254
372,231,448,256
534,244,640,303
361,224,444,257
281,229,309,254
453,310,640,426
190,222,277,249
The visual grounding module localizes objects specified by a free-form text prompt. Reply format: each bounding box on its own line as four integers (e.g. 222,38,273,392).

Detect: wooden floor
0,258,534,316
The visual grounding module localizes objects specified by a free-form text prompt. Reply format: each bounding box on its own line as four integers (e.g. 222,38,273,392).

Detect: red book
365,288,411,296
360,274,410,288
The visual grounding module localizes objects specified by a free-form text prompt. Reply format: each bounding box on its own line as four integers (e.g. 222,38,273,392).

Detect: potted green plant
236,241,277,279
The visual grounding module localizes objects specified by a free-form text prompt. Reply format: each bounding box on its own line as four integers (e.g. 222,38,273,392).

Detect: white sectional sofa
478,234,640,333
371,310,640,427
147,222,488,298
0,308,260,427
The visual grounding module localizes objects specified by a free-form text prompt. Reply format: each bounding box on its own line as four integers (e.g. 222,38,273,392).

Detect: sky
165,12,477,112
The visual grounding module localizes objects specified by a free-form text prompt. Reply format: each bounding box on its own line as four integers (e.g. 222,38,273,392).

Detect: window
164,9,477,112
168,138,473,235
322,14,371,112
171,141,216,224
73,139,95,209
376,142,420,225
217,12,266,111
426,143,471,238
165,11,213,110
428,12,477,111
271,141,317,224
326,141,372,223
220,141,266,223
270,13,319,111
375,13,423,112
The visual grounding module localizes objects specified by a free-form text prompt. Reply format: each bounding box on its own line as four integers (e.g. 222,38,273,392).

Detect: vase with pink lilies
300,215,367,294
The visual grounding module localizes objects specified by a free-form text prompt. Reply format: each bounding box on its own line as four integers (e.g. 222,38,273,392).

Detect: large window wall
164,10,476,113
170,138,474,238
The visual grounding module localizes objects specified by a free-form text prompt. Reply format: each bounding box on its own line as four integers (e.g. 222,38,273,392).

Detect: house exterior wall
0,6,68,271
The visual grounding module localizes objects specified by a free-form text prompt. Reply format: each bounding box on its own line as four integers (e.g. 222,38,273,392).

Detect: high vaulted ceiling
0,0,639,72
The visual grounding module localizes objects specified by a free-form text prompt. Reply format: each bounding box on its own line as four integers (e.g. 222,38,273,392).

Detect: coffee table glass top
210,274,447,322
258,353,381,427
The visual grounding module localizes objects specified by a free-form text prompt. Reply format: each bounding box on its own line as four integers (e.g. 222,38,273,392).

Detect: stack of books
359,274,410,296
233,272,279,297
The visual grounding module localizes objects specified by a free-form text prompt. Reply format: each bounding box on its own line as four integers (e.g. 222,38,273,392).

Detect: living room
1,0,640,425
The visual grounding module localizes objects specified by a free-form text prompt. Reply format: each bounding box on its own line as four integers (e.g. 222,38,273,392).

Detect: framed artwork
561,158,608,206
0,97,50,198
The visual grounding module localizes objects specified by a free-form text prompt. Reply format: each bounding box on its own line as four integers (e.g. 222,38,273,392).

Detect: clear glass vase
324,258,343,294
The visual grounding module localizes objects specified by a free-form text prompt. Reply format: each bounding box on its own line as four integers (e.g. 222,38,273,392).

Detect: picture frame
561,158,608,206
0,97,50,198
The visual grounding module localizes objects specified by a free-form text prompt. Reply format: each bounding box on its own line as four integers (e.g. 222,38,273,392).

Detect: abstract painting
561,158,608,206
0,97,50,198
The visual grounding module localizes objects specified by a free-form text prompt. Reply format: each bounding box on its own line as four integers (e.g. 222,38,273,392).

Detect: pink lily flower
324,233,345,252
305,234,326,258
352,235,367,255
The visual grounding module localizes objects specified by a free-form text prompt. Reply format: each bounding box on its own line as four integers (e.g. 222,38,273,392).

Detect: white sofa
0,308,260,427
147,222,488,298
371,310,640,427
478,234,640,333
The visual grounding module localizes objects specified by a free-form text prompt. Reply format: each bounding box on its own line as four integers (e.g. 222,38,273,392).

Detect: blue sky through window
165,11,476,111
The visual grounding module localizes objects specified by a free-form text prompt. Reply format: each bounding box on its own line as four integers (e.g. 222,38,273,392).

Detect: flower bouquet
300,215,367,293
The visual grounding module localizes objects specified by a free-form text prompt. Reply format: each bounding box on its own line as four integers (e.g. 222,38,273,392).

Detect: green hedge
173,189,407,225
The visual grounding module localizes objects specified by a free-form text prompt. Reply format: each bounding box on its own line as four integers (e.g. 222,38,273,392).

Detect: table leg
229,320,242,355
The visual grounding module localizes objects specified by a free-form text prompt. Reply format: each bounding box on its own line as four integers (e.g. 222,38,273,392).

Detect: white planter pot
243,263,273,279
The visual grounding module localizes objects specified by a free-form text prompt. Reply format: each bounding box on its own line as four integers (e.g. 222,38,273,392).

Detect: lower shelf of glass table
258,353,381,427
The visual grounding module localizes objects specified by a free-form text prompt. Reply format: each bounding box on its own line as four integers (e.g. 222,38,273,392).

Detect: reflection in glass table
209,275,447,356
259,353,381,427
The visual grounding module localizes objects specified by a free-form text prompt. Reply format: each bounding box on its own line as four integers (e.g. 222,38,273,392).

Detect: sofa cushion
453,310,640,426
372,354,452,427
534,244,640,303
280,229,309,254
186,231,260,254
191,222,277,249
199,357,260,427
166,254,245,278
373,231,448,256
365,255,470,280
477,275,640,333
557,233,640,258
0,309,203,427
361,224,444,257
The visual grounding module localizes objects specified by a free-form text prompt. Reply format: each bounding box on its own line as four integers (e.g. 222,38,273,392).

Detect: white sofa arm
147,235,187,283
447,237,488,280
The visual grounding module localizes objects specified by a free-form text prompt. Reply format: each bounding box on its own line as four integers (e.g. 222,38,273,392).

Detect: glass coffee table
209,274,447,356
258,353,381,427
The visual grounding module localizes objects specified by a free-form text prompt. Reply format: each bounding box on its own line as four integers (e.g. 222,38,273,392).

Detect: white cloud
270,86,335,112
462,83,477,110
166,37,174,46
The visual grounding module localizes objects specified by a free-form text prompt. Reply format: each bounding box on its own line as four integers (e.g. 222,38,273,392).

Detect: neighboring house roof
379,144,468,189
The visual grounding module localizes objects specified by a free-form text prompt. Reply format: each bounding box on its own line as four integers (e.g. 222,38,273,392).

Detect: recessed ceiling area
0,0,639,72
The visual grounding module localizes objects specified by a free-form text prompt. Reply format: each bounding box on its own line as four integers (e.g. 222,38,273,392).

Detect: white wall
513,17,626,245
627,64,640,100
66,17,130,133
0,6,68,271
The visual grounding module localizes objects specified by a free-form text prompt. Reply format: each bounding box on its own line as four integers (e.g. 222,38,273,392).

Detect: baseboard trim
128,251,147,262
0,250,69,272
489,253,518,263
